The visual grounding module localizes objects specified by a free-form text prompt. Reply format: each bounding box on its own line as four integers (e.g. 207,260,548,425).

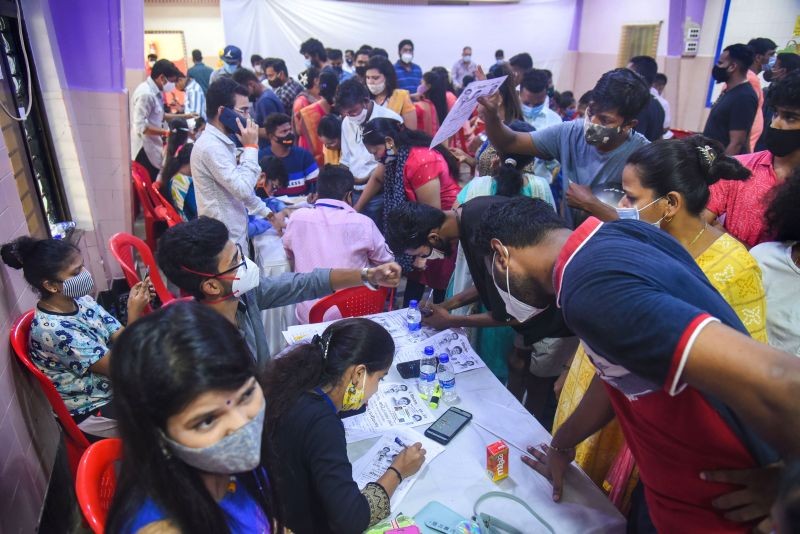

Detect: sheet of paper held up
395,329,486,374
350,427,445,508
282,308,436,349
343,381,435,443
429,75,508,148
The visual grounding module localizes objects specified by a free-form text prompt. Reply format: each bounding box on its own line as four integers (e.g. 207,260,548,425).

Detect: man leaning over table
157,216,401,365
473,196,800,533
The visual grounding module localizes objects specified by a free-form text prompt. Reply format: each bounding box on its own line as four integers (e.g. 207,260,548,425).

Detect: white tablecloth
347,352,625,532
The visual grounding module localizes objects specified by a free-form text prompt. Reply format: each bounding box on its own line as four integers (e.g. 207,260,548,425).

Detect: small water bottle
50,221,76,240
418,346,437,396
406,300,422,332
437,353,458,403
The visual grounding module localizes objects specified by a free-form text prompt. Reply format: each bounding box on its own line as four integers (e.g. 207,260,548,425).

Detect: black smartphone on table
397,359,420,379
424,406,473,445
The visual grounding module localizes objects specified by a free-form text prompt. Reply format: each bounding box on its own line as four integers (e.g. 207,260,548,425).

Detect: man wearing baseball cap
210,45,243,84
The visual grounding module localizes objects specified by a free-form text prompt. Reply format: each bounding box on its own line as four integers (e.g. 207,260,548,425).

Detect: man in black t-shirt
703,43,758,155
385,199,573,423
628,56,666,141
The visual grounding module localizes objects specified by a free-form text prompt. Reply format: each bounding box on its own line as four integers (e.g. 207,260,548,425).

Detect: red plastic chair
131,161,165,250
669,128,696,139
76,438,122,534
108,232,175,306
10,311,90,478
148,181,183,227
308,286,389,324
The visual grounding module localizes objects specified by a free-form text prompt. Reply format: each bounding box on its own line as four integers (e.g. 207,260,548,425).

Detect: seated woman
550,135,767,512
162,143,196,221
415,70,449,137
262,318,425,534
317,113,342,166
751,169,800,356
298,71,339,168
0,237,150,437
359,117,461,305
106,302,280,533
366,56,417,130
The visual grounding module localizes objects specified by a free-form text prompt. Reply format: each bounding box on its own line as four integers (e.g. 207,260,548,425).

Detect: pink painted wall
0,132,60,531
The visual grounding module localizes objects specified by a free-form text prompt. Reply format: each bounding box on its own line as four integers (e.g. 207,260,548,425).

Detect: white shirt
524,106,562,181
184,79,206,120
130,77,165,168
750,241,800,356
191,123,271,247
339,103,402,187
651,87,671,130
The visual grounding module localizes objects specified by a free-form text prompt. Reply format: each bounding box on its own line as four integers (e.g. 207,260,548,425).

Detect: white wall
144,4,226,65
722,0,798,51
578,0,671,56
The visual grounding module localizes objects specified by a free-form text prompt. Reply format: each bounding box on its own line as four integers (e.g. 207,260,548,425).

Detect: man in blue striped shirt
394,39,423,93
182,75,207,119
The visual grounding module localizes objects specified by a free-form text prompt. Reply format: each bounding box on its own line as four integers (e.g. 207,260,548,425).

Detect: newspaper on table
282,308,436,349
395,328,486,374
343,381,435,443
351,427,445,508
429,75,508,148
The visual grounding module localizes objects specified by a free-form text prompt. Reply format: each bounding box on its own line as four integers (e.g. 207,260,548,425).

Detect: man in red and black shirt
473,197,800,532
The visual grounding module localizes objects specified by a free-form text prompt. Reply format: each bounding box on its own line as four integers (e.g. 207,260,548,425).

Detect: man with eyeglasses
158,216,401,364
192,77,278,250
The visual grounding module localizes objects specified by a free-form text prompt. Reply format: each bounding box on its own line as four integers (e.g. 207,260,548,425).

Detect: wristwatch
360,267,378,291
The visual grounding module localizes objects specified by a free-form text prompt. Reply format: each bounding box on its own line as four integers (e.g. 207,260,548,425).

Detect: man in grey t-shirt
479,68,651,227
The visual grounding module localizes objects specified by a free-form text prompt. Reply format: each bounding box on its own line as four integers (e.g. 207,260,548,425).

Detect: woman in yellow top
551,135,768,512
366,56,417,130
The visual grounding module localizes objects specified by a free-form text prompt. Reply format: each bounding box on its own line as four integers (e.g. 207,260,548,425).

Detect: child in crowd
1,236,151,437
106,302,282,533
162,143,196,221
248,155,290,238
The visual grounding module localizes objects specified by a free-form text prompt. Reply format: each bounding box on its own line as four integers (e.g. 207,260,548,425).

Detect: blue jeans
353,190,384,231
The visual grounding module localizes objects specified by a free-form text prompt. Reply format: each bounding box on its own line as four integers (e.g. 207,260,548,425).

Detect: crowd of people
3,33,800,534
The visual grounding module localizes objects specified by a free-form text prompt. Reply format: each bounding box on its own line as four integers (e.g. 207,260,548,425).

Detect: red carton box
486,440,509,482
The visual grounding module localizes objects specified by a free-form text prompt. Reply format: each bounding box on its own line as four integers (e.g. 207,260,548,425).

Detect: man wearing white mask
210,45,243,85
394,39,423,93
130,59,184,181
336,79,402,227
384,198,576,424
157,216,402,364
452,46,478,91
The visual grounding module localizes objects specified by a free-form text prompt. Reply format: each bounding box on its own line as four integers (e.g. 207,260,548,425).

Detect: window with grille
617,23,662,67
0,2,68,238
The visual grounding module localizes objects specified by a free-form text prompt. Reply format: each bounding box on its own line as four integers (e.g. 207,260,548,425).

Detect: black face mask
267,77,282,89
355,66,367,77
765,126,800,157
711,65,731,83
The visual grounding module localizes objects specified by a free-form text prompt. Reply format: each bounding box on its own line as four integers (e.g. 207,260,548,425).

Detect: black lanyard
315,202,345,210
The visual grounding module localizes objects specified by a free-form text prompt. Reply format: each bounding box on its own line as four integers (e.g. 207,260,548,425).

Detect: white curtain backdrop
221,0,577,82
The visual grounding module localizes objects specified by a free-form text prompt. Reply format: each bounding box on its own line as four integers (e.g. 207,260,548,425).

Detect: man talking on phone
192,77,280,250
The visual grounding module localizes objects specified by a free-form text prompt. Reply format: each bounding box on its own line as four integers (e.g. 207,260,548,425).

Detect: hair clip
503,157,517,167
298,71,309,87
696,145,716,168
312,333,331,360
174,143,185,157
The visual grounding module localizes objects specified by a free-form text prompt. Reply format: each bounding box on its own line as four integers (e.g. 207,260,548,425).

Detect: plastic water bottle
50,221,76,240
406,300,422,332
418,346,437,396
437,353,458,403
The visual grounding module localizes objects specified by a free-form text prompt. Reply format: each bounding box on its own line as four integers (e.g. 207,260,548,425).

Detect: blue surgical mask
223,62,237,74
522,103,545,120
767,55,777,70
615,196,664,226
304,58,313,69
